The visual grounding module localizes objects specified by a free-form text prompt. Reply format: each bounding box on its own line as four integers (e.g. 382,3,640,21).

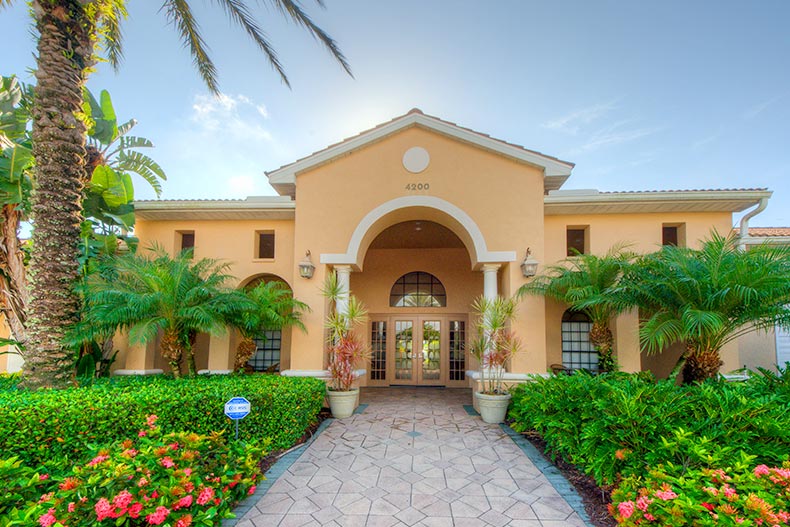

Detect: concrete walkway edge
224,418,335,526
499,426,594,527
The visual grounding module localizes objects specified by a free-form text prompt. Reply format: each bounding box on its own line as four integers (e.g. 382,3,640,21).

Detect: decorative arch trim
237,273,292,291
319,196,516,269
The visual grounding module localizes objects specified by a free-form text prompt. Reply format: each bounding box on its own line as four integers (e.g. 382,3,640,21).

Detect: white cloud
542,101,618,135
571,120,660,154
743,96,781,120
691,128,725,150
227,174,258,196
190,93,272,142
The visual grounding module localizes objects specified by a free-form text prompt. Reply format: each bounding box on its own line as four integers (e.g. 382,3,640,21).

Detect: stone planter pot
327,388,359,419
475,392,512,424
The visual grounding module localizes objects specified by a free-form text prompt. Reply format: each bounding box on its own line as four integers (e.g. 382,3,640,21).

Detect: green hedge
508,371,790,486
0,374,325,469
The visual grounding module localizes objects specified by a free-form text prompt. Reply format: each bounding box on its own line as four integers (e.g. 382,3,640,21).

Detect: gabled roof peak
266,109,574,197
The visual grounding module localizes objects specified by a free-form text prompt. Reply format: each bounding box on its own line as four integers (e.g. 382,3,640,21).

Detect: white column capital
482,264,499,300
334,265,351,317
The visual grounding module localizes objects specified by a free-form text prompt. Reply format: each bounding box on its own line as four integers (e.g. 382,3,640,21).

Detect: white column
482,264,500,300
335,265,352,317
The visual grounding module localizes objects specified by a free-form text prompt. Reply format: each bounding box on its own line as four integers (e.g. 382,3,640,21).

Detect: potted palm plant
470,295,522,424
322,272,370,418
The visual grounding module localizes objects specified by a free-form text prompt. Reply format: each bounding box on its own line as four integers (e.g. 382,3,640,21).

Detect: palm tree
518,246,634,372
229,280,309,372
0,0,350,388
1,78,166,376
74,246,247,378
617,232,790,383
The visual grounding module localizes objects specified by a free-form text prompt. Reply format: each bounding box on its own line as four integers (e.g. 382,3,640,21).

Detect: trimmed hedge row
0,374,325,469
508,371,790,486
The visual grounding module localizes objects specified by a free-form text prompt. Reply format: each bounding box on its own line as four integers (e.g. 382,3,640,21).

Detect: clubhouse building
4,109,785,381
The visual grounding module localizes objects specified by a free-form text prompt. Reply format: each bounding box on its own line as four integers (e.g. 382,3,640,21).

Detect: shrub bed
0,374,325,469
508,370,790,524
610,461,790,526
1,415,263,527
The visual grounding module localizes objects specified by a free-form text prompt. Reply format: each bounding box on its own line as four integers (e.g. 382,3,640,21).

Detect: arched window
561,310,598,371
389,272,446,307
243,275,290,373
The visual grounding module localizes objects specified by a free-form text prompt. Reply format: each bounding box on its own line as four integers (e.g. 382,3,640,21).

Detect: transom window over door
389,272,446,307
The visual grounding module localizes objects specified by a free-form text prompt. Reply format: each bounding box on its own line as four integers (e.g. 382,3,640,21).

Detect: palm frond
214,0,291,87
162,0,220,94
267,0,353,76
627,230,790,356
103,4,126,69
115,150,166,195
116,118,138,138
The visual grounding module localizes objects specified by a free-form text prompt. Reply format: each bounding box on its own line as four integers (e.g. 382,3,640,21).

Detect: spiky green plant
470,295,521,394
517,246,634,372
617,232,790,382
322,271,369,391
73,245,248,378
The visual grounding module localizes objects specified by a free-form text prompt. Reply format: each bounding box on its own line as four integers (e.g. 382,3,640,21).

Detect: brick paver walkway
236,387,587,527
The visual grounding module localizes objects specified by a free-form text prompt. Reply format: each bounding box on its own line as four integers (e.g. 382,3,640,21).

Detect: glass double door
369,315,467,387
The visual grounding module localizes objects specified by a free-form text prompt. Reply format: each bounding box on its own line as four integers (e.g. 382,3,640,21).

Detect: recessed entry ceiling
369,221,465,249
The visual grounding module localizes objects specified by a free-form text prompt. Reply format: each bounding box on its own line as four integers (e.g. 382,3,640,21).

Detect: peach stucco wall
288,126,548,373
134,218,296,287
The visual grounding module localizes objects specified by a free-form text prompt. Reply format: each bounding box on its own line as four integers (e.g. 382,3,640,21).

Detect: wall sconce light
520,248,539,277
298,250,315,279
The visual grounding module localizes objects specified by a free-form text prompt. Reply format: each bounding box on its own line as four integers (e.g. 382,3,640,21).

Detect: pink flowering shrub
610,461,790,526
2,416,265,526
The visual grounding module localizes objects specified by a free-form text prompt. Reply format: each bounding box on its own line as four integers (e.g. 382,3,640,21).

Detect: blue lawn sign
224,397,251,439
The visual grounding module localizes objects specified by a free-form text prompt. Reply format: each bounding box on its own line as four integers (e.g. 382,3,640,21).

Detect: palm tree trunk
234,336,257,371
682,344,722,384
186,331,197,377
0,204,29,347
24,2,95,389
589,322,616,373
161,329,183,379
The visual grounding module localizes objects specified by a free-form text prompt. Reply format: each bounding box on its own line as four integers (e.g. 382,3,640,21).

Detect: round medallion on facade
402,146,430,173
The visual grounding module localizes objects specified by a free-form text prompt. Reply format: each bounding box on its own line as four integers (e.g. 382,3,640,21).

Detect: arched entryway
352,220,482,387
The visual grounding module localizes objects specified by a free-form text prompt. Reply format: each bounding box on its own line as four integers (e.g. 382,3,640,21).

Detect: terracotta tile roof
135,198,244,203
265,107,574,175
736,227,790,237
599,188,768,194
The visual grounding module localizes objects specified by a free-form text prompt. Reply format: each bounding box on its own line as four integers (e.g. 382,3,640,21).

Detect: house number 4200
405,183,430,191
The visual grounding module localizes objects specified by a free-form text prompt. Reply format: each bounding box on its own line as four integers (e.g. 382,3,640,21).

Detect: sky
2,1,789,227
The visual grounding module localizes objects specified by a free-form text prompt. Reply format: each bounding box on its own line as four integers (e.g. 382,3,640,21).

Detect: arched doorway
239,274,294,373
352,220,482,387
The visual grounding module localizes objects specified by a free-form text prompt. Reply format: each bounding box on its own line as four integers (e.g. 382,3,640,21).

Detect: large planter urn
327,388,359,419
475,392,512,424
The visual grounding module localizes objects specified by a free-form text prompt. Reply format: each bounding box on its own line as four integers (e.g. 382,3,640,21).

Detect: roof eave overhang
544,190,772,215
134,199,296,221
266,112,574,195
740,235,790,245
